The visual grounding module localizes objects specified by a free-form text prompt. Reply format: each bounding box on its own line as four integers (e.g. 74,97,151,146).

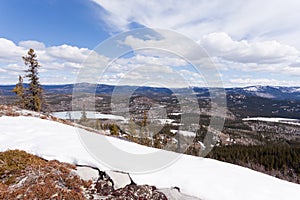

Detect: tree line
207,144,300,176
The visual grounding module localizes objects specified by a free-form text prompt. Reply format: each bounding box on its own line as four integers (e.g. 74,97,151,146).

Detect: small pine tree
23,48,44,112
110,124,119,136
12,75,26,108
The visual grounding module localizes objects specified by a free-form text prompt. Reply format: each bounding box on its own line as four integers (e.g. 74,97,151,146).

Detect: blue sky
0,0,300,87
0,0,109,48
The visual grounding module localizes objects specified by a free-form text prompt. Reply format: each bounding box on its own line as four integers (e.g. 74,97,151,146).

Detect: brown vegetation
0,150,90,199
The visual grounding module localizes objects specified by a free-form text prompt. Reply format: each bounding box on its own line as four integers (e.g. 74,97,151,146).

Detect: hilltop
0,106,300,200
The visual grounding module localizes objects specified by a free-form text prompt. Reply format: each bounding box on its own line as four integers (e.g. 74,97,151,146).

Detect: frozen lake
51,111,125,121
243,117,300,126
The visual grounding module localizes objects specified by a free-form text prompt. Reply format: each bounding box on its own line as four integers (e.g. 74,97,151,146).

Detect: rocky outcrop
81,167,199,200
0,150,169,199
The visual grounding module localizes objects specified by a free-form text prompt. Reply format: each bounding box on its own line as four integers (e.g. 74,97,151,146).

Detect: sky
0,0,300,87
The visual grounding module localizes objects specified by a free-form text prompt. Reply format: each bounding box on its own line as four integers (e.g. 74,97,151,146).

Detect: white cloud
0,38,25,63
91,0,241,36
18,40,46,50
214,58,300,77
91,0,300,87
0,38,108,84
120,31,300,80
114,54,187,69
101,54,189,87
200,32,299,64
3,0,300,88
46,44,91,64
92,0,300,45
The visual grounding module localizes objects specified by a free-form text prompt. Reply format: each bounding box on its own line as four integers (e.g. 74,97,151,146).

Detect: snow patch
106,170,132,190
74,166,99,181
244,86,259,92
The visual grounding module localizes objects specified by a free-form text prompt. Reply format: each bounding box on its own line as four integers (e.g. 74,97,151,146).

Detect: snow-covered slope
1,116,300,200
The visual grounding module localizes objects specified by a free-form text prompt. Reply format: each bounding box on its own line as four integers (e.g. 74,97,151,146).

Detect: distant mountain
1,84,299,99
0,83,173,96
225,85,300,100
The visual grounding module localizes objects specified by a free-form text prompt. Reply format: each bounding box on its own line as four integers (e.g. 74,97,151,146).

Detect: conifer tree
23,48,44,112
110,124,119,136
12,75,26,108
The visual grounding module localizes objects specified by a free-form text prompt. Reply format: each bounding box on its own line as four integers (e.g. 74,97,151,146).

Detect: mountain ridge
1,83,300,99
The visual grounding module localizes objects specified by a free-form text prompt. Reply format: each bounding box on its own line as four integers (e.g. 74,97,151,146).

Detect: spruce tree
110,124,119,136
12,75,26,108
23,48,43,112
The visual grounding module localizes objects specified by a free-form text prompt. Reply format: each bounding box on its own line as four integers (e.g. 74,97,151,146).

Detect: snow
51,111,125,121
170,129,177,134
106,170,132,190
243,86,275,98
254,92,275,98
244,86,259,92
169,112,182,116
198,141,206,150
0,116,103,168
291,88,300,92
155,118,175,124
178,130,196,137
1,116,300,200
158,188,199,200
74,166,99,181
243,117,300,126
171,129,196,137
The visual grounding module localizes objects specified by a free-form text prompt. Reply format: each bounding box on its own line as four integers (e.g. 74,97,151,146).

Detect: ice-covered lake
243,117,300,126
51,111,125,121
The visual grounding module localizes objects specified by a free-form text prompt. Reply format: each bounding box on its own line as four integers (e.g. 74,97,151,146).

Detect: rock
95,179,114,196
113,184,167,200
74,166,99,181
